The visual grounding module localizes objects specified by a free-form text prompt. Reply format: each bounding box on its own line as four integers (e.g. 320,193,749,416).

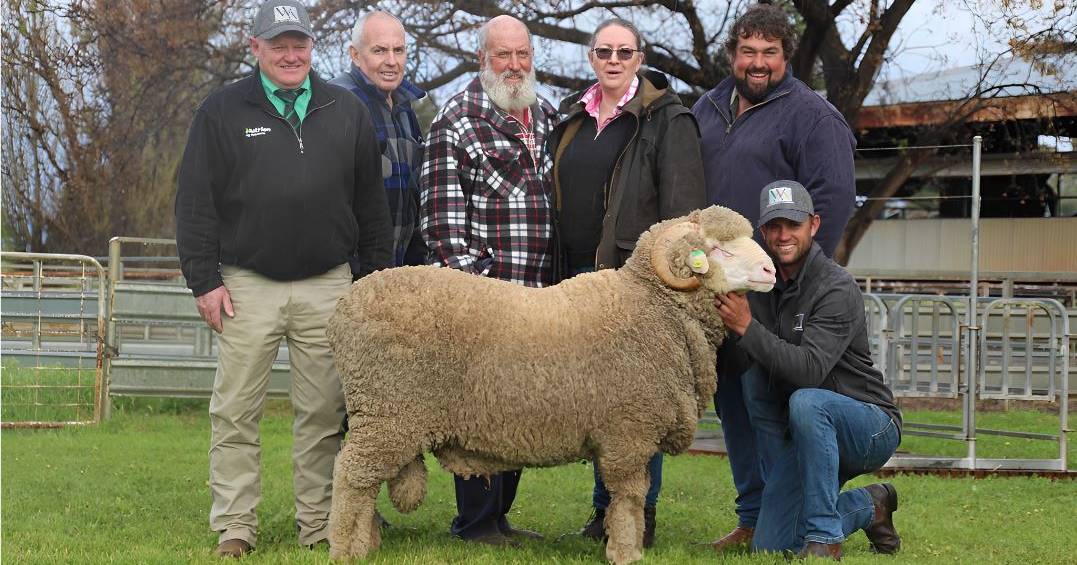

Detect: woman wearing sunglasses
549,18,706,549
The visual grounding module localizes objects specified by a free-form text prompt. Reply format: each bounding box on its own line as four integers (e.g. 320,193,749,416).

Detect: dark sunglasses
591,47,640,61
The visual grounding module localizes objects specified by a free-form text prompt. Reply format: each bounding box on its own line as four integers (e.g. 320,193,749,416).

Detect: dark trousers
592,453,663,509
715,366,765,529
450,470,522,539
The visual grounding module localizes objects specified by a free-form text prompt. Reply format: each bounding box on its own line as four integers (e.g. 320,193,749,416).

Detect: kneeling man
714,180,901,560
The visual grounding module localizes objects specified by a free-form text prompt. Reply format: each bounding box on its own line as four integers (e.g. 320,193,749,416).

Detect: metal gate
880,294,1070,472
884,295,965,398
1,252,107,427
102,237,291,417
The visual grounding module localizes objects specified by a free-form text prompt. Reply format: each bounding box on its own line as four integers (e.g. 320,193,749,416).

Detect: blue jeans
750,387,900,552
569,264,664,509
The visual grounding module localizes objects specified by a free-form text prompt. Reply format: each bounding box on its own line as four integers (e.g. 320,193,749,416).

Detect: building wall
846,217,1077,279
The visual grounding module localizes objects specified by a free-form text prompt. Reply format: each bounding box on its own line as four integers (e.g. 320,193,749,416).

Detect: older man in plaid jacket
419,15,556,547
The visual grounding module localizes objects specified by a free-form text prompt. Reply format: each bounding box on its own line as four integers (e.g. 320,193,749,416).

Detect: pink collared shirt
503,107,537,164
580,76,640,135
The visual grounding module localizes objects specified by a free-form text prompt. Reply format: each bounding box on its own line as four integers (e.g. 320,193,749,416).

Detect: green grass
899,408,1076,465
1,362,99,423
2,400,1076,564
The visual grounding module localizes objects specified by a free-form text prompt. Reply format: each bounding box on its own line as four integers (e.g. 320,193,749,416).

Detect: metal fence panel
977,298,1069,400
883,295,964,398
102,238,291,415
1,252,107,428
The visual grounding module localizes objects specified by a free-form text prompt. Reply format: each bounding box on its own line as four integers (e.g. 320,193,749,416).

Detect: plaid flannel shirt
420,77,558,287
329,66,427,267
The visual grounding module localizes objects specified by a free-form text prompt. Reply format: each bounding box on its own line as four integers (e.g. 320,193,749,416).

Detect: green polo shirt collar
260,71,312,123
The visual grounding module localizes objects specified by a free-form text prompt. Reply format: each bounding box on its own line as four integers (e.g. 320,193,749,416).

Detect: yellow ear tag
688,249,709,274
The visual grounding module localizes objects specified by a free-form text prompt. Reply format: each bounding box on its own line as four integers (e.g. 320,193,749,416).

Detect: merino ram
326,205,776,564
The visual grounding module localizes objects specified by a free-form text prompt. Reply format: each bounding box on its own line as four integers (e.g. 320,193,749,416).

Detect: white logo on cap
273,6,300,23
768,186,794,206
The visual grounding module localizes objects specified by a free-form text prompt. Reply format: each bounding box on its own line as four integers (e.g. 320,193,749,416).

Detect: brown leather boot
216,539,253,558
709,526,754,553
864,483,901,554
798,541,843,560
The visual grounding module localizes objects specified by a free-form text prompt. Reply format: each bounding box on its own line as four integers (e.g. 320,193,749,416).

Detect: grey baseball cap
252,0,314,40
758,180,814,227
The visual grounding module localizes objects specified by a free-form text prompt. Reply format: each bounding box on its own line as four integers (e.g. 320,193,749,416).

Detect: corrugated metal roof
862,55,1076,107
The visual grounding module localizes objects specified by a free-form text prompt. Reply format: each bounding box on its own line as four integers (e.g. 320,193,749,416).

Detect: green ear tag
688,249,709,274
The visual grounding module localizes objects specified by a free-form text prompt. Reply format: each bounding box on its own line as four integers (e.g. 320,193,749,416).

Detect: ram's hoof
605,544,643,565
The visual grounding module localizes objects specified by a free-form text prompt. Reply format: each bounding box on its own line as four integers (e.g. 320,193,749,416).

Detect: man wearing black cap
175,0,392,557
714,181,901,560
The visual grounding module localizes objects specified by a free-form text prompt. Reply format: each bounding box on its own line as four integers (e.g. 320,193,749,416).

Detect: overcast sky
873,0,1075,80
317,1,1074,103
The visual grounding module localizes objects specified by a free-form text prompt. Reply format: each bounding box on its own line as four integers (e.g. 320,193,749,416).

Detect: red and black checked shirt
420,77,558,287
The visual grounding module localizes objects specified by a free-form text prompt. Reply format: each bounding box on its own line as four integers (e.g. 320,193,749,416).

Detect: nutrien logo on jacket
245,126,272,138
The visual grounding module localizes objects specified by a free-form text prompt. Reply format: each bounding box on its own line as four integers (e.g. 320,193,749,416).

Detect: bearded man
690,4,857,554
418,14,554,547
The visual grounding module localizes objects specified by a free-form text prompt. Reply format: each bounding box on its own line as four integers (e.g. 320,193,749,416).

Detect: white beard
480,65,538,113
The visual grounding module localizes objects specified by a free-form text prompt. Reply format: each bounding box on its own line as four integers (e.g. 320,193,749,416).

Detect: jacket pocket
476,148,525,199
615,239,636,266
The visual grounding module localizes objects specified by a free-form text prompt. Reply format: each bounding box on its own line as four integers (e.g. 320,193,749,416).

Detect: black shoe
460,531,521,548
499,523,542,540
643,505,656,549
864,483,900,554
580,507,606,541
375,510,391,529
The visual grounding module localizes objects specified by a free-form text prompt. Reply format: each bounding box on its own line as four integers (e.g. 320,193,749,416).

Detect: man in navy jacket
690,4,856,553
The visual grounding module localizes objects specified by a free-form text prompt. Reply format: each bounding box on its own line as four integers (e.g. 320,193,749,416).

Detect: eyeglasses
591,47,641,61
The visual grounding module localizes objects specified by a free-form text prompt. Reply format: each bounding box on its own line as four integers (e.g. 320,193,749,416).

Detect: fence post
963,135,982,468
104,237,123,420
31,260,43,350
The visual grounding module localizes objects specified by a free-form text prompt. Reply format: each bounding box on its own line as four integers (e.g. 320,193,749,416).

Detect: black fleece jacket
175,70,393,296
738,243,902,431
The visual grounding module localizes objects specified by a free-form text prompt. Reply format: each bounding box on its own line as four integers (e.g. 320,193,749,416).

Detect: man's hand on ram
715,292,752,336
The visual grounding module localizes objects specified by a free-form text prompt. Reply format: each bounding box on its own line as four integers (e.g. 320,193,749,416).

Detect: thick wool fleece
326,205,756,564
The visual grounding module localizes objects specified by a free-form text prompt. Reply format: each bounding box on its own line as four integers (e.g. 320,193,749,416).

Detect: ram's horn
651,222,702,291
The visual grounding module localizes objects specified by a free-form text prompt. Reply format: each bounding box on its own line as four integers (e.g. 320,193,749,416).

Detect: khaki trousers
208,263,351,546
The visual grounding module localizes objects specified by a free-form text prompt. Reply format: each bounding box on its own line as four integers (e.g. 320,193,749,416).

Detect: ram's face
649,205,775,295
703,236,776,294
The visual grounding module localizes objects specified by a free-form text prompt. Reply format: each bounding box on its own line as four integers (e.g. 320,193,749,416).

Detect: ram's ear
651,221,702,291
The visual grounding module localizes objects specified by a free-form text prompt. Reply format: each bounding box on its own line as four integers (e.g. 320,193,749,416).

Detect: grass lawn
2,399,1075,564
